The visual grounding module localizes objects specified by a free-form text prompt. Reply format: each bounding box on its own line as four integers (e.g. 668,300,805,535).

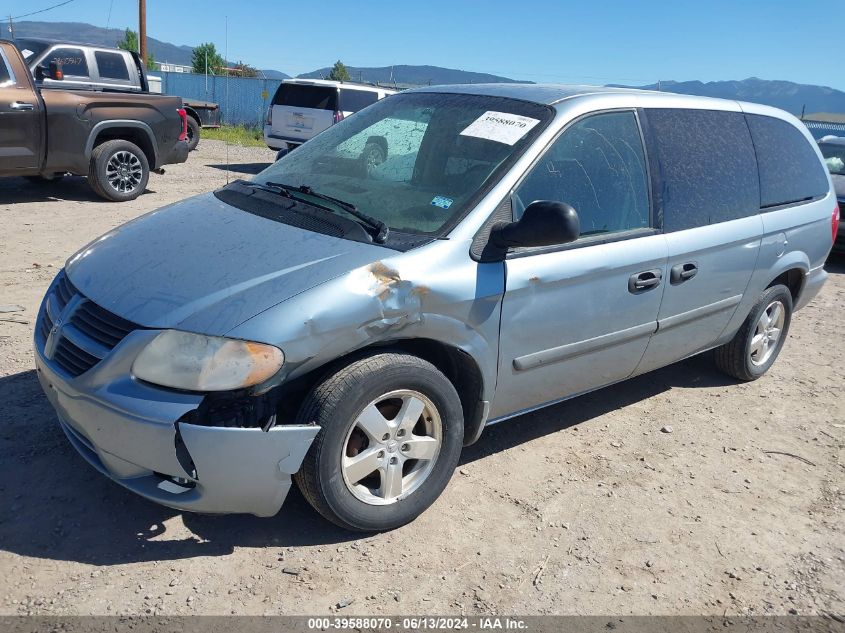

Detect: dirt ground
0,140,842,617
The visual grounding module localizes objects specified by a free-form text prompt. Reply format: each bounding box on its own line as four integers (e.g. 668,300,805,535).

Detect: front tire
88,139,149,202
294,353,464,531
715,284,793,381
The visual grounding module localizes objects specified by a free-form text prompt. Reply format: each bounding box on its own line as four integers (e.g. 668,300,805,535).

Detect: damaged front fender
228,238,505,406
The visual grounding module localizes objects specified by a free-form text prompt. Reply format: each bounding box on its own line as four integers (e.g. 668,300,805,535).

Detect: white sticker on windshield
20,49,34,59
460,111,540,146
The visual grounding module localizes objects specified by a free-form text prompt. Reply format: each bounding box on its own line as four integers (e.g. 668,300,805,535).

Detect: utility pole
138,0,147,63
7,15,14,39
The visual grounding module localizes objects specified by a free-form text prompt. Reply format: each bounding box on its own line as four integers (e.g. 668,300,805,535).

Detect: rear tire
185,116,200,151
88,139,149,202
714,284,792,381
294,353,464,532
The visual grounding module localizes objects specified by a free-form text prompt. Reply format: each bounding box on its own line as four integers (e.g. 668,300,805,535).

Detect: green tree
327,60,350,82
192,42,225,75
116,28,154,70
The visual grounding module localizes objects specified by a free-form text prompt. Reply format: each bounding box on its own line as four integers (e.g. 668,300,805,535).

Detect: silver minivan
34,85,838,531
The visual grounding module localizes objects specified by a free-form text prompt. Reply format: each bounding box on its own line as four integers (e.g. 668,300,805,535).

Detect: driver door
0,43,42,172
490,110,667,420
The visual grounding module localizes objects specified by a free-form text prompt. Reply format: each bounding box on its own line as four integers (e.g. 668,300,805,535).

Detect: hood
832,173,845,201
65,193,392,335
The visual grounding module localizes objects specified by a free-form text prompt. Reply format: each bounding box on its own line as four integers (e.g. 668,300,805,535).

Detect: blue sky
9,0,845,90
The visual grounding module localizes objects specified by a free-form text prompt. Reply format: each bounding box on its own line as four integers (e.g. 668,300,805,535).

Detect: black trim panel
507,227,659,259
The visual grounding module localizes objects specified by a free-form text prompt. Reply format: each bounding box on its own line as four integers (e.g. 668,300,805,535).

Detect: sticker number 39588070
460,111,541,146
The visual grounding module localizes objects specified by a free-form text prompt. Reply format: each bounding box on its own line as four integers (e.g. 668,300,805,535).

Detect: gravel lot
0,140,843,617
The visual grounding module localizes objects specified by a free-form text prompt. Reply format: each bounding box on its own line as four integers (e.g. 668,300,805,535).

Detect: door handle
628,269,662,294
670,262,698,284
10,102,35,111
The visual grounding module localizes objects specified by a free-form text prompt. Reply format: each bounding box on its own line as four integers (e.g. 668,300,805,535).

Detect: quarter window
746,114,830,208
95,51,130,80
513,111,651,237
44,47,89,78
339,88,378,113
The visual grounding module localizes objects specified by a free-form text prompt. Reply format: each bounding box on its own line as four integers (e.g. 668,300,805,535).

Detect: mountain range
9,21,845,115
612,78,845,117
298,64,522,86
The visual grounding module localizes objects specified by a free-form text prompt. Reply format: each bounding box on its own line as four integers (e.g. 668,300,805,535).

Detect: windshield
819,142,845,176
253,92,553,236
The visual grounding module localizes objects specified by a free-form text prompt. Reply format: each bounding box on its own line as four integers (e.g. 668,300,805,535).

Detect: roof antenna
224,14,230,184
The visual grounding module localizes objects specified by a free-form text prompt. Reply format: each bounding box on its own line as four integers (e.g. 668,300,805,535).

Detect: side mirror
491,200,580,250
35,65,46,80
48,61,63,81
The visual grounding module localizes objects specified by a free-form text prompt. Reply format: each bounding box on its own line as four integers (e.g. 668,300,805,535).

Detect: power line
12,0,76,21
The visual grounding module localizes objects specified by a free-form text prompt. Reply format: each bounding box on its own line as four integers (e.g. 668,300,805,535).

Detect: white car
264,79,396,160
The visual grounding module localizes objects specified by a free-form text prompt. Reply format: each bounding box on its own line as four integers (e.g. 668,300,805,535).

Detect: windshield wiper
237,180,295,199
266,181,389,243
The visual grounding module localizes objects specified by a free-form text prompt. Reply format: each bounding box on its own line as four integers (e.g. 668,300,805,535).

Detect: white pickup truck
17,37,219,151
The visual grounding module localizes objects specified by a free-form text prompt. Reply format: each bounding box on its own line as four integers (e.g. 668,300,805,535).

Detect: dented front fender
226,238,505,404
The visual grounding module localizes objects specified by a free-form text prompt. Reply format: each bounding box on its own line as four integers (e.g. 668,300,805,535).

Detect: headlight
131,330,284,391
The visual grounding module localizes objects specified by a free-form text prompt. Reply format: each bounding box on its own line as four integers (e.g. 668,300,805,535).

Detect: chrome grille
38,271,140,377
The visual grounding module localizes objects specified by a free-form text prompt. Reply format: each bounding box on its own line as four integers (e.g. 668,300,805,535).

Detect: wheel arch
85,121,158,169
276,338,489,448
766,267,805,304
182,106,201,125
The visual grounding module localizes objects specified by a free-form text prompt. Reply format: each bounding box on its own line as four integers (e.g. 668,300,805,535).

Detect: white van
264,79,396,159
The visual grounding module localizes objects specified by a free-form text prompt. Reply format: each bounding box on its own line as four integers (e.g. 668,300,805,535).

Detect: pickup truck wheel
185,116,200,151
294,353,464,532
88,139,149,202
715,284,793,381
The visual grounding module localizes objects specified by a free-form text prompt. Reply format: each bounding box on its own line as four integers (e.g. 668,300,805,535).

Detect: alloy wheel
749,300,785,366
341,390,442,505
106,151,143,194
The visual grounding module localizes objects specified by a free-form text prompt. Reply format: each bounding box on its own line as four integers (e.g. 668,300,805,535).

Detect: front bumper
34,329,319,517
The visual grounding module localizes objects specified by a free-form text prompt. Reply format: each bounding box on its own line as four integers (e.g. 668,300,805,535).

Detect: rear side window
647,109,759,231
95,51,129,80
44,47,89,78
272,84,338,111
339,88,378,112
746,114,830,208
